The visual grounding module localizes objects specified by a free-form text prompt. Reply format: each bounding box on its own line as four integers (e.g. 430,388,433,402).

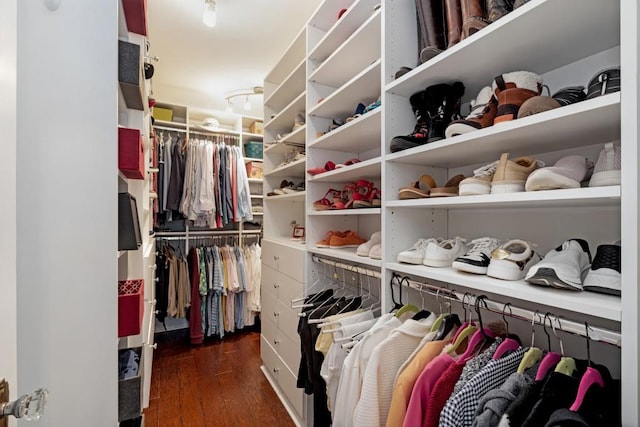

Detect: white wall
16,1,118,425
0,1,18,425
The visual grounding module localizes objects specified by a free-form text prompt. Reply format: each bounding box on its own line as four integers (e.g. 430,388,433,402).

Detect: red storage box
119,127,144,180
122,0,148,36
118,279,144,337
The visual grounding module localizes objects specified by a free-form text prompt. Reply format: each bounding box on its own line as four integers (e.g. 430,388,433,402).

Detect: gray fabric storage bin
118,40,144,111
118,347,142,422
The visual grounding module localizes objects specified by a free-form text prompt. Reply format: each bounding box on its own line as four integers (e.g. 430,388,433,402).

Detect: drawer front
261,262,279,300
279,362,305,419
277,272,304,310
261,312,280,345
277,331,301,376
262,240,305,282
278,298,301,341
261,240,280,271
261,286,280,327
260,334,281,378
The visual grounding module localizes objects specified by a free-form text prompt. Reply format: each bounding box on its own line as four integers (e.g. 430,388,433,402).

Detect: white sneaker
487,239,541,281
459,160,498,196
369,243,382,260
423,237,468,268
583,242,621,295
589,142,621,187
452,237,501,274
397,238,442,264
357,231,381,257
526,239,592,291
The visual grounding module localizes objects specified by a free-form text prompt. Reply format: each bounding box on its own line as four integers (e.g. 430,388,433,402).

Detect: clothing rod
153,125,187,132
188,129,240,138
154,230,262,237
311,255,381,278
404,279,621,347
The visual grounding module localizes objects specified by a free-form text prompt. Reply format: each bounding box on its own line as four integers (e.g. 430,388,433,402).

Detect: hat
517,96,561,119
198,117,221,132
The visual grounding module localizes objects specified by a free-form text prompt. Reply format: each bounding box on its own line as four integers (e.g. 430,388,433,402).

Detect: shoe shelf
308,0,381,64
386,0,619,100
265,59,307,111
264,157,306,177
309,10,381,89
264,141,305,160
242,133,264,144
264,236,307,252
309,157,381,183
308,207,381,216
265,27,306,87
386,186,620,210
309,246,382,268
265,191,306,202
309,59,381,119
264,91,306,133
277,125,307,146
386,93,620,167
308,0,357,34
385,262,621,322
308,107,381,152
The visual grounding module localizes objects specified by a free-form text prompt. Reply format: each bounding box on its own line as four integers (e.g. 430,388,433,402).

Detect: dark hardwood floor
144,328,295,427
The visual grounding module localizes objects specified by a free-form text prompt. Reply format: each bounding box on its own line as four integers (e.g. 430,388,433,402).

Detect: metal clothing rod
154,230,261,237
311,255,381,278
153,125,186,132
404,279,621,347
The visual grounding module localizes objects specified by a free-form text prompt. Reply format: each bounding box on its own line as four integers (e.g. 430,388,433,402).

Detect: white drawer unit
262,239,306,283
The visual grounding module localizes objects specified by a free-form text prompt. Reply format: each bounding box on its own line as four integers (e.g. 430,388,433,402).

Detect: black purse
586,67,620,99
118,192,142,251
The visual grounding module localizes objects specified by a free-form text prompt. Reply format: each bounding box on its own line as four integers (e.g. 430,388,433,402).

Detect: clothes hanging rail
154,230,262,238
311,255,381,279
403,278,621,347
153,125,187,132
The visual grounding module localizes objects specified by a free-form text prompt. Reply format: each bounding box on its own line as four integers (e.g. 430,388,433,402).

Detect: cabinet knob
154,310,160,315
273,255,279,261
273,283,279,288
149,343,157,350
274,339,280,345
273,312,279,317
154,277,159,282
273,367,280,373
149,264,157,270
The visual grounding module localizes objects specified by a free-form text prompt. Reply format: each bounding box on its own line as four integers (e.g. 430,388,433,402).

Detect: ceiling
147,0,321,118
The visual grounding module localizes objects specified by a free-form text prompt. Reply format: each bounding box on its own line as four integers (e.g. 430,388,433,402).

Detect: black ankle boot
389,89,431,153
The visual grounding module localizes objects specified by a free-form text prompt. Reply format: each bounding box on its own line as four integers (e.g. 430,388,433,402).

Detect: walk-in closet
1,0,639,426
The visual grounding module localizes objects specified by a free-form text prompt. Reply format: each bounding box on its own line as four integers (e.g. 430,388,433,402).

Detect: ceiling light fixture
225,100,233,113
224,86,264,113
203,0,217,28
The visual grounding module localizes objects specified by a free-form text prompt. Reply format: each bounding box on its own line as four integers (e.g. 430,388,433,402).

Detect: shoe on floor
329,231,366,248
452,237,501,274
459,160,499,196
369,243,382,260
491,153,544,194
583,242,621,296
487,239,541,281
423,237,468,268
397,237,443,264
316,230,348,248
525,239,592,291
357,231,381,256
525,155,594,191
589,142,621,187
446,86,496,138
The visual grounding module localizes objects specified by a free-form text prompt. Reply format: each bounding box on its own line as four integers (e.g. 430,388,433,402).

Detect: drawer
277,332,301,375
262,263,279,299
278,359,305,419
278,298,301,341
261,287,280,325
263,240,305,282
260,334,280,378
261,312,279,345
277,273,304,309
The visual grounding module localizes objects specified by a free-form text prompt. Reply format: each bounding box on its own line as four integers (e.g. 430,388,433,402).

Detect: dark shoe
486,0,513,23
416,0,447,62
444,0,463,48
552,86,587,106
513,0,530,9
394,66,413,79
428,81,465,141
460,0,488,40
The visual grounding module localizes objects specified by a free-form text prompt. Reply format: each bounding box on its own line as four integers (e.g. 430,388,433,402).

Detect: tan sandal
399,175,436,199
430,174,465,197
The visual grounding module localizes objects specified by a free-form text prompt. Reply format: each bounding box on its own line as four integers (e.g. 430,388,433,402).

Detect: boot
416,0,447,63
460,0,488,40
444,0,462,48
486,0,514,23
446,85,497,138
492,71,543,124
513,0,530,9
389,82,465,152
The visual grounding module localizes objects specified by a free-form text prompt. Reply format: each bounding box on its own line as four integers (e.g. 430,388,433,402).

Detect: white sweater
353,316,436,427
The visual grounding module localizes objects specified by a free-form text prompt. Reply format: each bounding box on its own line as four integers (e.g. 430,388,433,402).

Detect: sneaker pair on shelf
397,237,468,267
526,239,621,295
454,237,541,280
316,230,366,249
356,231,382,259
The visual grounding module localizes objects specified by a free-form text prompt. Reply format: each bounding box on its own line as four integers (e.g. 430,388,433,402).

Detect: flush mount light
203,0,217,28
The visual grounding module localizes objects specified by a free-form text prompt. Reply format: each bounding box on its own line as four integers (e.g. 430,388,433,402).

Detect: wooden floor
144,328,295,427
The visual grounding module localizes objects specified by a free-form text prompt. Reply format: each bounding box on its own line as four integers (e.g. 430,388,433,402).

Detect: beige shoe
491,153,543,193
459,160,499,195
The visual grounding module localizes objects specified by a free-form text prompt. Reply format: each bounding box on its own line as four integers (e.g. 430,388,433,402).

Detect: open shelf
386,0,620,100
245,158,264,163
265,28,306,85
273,124,306,146
153,119,187,130
309,207,381,216
386,186,621,210
242,132,264,144
309,247,382,268
309,157,381,183
309,0,381,63
264,191,306,202
264,91,306,133
309,10,381,89
385,262,621,322
309,107,381,152
308,0,357,32
309,59,381,119
265,59,306,111
263,236,307,251
264,157,306,177
248,178,263,183
386,93,620,167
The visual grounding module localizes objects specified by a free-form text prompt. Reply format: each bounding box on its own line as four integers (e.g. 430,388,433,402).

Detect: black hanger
475,295,493,339
389,273,404,312
435,313,461,341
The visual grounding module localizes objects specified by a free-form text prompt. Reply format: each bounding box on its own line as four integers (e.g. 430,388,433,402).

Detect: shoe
423,237,468,268
446,86,496,137
329,231,367,249
273,179,294,195
313,188,342,210
517,96,561,119
389,83,465,152
292,112,305,131
586,68,620,100
397,237,443,264
486,0,514,23
416,0,446,62
452,237,501,274
552,86,587,106
346,103,366,122
363,98,381,113
589,142,621,187
307,161,337,176
430,174,465,197
357,231,381,256
460,0,489,40
458,160,498,195
369,243,382,260
316,230,348,248
399,175,436,199
491,153,544,193
487,239,542,281
444,0,463,48
525,239,592,291
395,66,413,79
525,155,594,191
583,242,621,296
492,71,543,124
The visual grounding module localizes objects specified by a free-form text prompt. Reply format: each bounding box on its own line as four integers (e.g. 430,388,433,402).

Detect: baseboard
260,365,304,427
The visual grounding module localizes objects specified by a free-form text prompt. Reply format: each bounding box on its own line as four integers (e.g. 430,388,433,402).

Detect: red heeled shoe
353,180,376,208
331,183,357,209
313,188,342,211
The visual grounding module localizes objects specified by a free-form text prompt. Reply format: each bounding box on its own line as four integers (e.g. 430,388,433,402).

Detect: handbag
586,67,621,99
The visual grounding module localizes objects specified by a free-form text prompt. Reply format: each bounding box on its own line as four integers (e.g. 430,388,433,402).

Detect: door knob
0,379,48,424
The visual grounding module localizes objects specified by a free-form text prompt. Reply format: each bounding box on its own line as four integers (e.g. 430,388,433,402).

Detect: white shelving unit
262,0,639,425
